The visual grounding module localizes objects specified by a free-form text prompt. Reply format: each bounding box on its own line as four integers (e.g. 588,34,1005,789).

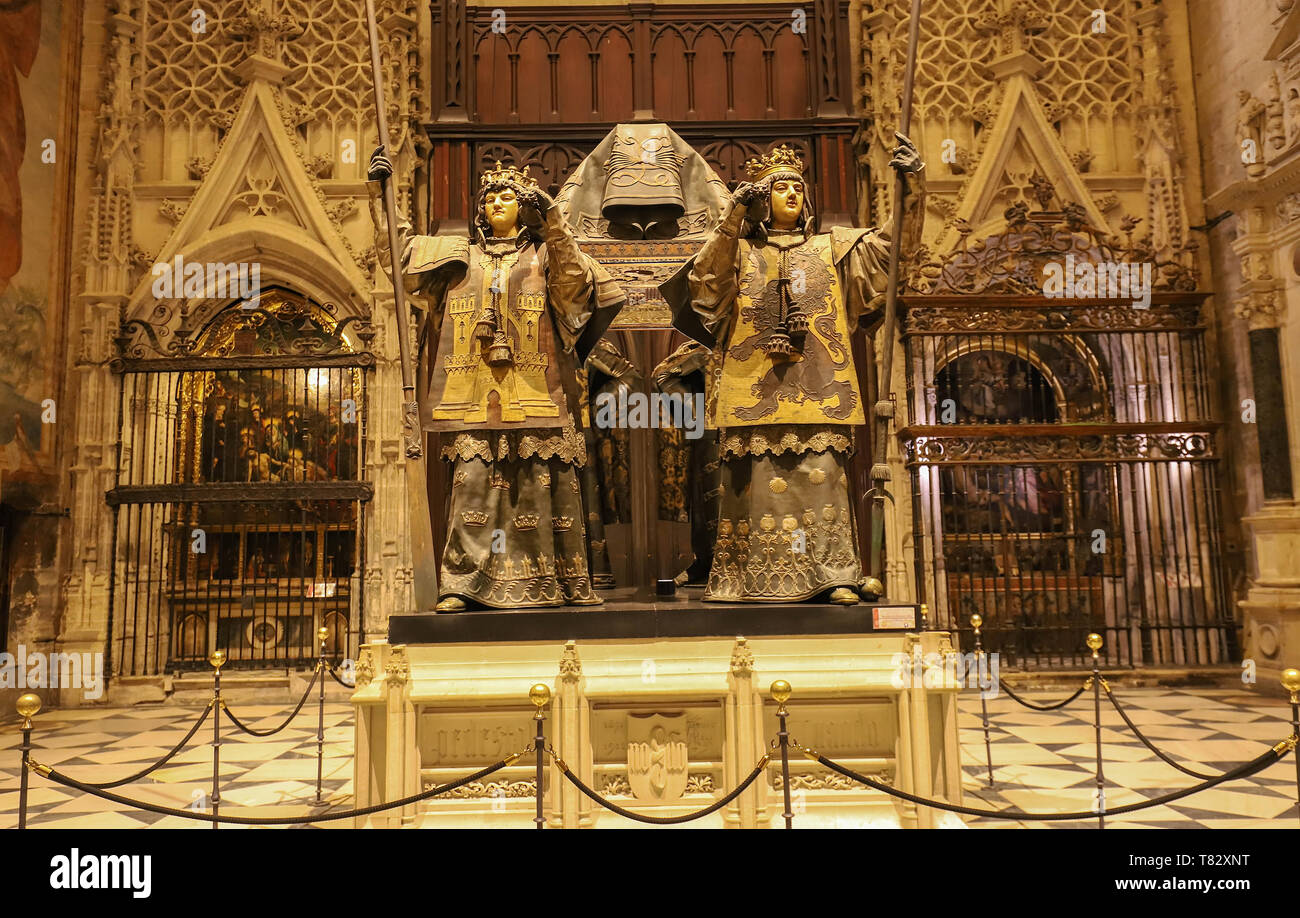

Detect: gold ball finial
209,649,227,670
16,692,41,720
317,626,329,642
1281,668,1300,695
1086,633,1103,653
770,680,792,704
529,683,551,709
970,613,983,630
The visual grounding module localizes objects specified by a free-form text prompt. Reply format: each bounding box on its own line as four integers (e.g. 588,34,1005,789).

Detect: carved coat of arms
626,713,689,803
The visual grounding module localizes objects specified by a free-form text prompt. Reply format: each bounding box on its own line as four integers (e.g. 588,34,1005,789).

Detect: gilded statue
660,136,924,604
368,150,624,610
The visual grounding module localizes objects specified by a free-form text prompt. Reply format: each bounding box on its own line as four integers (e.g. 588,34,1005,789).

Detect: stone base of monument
351,598,964,828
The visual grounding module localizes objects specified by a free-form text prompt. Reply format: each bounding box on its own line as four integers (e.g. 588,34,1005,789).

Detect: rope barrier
222,665,321,737
548,748,770,824
997,679,1088,711
27,748,526,826
61,701,215,790
799,737,1293,822
325,662,355,689
1101,681,1221,781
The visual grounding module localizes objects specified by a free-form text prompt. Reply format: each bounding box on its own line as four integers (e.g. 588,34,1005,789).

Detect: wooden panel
515,31,551,122
730,26,767,119
773,26,810,118
556,29,595,123
651,27,689,121
596,28,636,122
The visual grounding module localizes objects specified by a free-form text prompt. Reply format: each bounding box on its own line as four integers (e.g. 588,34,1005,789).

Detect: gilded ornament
769,476,788,494
808,468,826,485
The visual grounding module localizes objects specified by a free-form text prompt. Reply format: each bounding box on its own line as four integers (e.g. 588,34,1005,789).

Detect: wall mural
0,0,54,511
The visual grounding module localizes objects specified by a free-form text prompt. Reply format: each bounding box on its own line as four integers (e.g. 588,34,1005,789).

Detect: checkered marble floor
0,702,355,829
957,686,1300,828
0,687,1295,828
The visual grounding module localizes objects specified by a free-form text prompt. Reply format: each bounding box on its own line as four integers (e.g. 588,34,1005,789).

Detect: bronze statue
660,138,924,604
368,151,623,610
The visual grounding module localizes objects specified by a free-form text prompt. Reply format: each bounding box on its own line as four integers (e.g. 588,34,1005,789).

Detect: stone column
552,640,588,828
724,637,763,829
1235,207,1300,691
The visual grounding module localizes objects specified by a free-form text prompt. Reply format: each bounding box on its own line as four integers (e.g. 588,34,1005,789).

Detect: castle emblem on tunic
626,713,689,803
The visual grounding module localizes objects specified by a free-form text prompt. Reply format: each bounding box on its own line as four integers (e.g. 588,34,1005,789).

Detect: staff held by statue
363,0,439,610
867,0,924,594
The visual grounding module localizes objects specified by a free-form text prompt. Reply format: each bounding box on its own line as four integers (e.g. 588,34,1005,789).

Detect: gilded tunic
376,199,624,608
667,188,921,602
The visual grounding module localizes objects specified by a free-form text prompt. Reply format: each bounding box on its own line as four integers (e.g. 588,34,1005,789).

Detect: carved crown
481,160,539,192
461,510,489,526
513,513,540,531
552,516,574,531
745,145,805,182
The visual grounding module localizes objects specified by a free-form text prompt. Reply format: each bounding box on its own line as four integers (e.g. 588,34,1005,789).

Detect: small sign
872,606,917,630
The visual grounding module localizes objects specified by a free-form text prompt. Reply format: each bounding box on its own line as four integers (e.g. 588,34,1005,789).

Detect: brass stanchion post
971,614,994,787
1087,633,1105,829
529,683,551,829
772,680,794,828
210,649,226,830
16,693,41,829
1282,668,1300,827
314,626,328,806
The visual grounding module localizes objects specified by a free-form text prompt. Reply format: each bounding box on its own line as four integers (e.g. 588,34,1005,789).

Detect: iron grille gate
902,302,1237,670
107,345,372,677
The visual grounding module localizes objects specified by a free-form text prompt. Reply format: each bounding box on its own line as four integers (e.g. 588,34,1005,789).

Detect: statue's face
769,178,805,229
483,188,520,236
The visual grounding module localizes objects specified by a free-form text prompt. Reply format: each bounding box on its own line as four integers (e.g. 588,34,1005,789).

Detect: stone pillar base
1241,503,1300,693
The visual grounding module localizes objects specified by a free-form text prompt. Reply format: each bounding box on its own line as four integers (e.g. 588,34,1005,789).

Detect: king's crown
744,145,805,182
481,160,539,191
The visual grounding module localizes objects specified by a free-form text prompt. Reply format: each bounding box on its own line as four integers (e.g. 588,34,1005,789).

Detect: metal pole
529,684,551,829
15,693,41,829
868,0,924,586
972,615,994,787
314,626,328,806
772,680,794,828
1087,633,1105,829
1282,669,1300,827
210,650,225,829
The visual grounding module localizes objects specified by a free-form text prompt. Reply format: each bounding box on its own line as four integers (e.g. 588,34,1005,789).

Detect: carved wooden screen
426,0,859,227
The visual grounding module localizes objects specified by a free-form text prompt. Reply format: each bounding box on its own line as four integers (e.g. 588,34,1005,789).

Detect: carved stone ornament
384,645,410,685
626,713,690,804
354,648,375,688
559,640,582,681
729,636,755,675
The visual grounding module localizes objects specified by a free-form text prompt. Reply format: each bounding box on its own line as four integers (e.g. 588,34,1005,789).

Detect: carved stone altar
351,600,964,828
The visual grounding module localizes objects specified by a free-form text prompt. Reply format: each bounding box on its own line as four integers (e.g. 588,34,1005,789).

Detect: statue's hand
519,188,555,227
889,131,924,175
368,145,393,183
731,181,766,206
